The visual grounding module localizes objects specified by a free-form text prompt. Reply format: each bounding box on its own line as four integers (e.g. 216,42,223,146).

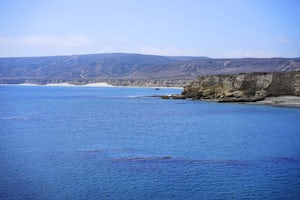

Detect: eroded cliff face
182,71,300,102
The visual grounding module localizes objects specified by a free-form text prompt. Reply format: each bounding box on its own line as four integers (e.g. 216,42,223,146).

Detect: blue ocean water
0,86,300,199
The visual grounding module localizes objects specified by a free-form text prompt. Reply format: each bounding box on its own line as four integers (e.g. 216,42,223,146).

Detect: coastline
245,96,300,108
2,83,298,108
0,82,114,87
159,94,300,108
203,96,300,108
0,83,183,89
180,71,300,108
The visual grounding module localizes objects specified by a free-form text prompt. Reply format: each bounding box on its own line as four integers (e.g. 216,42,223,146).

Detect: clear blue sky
0,0,299,58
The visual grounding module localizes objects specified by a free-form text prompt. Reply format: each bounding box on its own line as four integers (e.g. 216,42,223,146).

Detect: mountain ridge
1,53,300,86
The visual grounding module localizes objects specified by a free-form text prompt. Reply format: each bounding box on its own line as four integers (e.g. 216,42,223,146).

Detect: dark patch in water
115,156,173,161
2,116,26,120
195,159,249,166
271,157,300,163
113,157,250,167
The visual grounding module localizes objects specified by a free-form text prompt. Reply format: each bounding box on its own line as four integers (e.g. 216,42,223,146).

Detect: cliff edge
182,71,300,102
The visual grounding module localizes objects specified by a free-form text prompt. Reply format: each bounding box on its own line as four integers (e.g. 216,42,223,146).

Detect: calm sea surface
0,86,300,199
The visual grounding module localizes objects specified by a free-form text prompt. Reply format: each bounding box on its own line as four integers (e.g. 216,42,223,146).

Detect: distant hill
0,53,300,86
130,57,300,79
0,53,206,80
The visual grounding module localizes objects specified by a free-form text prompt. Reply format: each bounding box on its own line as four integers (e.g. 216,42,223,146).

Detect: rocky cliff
182,71,300,102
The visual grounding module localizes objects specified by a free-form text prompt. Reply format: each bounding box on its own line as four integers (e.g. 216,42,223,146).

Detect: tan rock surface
182,71,300,102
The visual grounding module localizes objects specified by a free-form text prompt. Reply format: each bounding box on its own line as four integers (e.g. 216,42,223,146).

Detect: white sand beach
81,82,113,87
44,83,75,87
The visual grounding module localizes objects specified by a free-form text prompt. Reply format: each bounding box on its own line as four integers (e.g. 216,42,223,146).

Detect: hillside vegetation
1,53,300,86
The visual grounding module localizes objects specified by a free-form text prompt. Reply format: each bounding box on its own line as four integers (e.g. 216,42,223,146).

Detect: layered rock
182,71,300,102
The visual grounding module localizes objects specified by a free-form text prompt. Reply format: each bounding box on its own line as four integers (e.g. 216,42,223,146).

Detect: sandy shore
247,96,300,108
0,83,184,89
77,82,113,87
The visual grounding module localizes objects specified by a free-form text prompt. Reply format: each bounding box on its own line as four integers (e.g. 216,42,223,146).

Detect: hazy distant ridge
0,53,299,84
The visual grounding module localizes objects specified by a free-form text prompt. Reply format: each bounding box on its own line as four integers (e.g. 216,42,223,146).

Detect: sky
0,0,299,58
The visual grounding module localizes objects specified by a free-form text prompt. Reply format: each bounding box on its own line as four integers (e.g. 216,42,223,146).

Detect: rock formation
182,71,300,102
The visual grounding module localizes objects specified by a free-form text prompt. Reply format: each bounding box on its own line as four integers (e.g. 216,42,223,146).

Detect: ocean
0,86,300,199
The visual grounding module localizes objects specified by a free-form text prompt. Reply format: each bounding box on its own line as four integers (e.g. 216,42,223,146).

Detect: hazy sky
0,0,299,58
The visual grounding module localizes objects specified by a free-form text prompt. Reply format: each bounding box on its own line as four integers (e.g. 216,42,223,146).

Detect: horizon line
0,52,299,60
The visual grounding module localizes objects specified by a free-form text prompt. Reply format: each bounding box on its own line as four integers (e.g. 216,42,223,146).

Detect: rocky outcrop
182,71,300,102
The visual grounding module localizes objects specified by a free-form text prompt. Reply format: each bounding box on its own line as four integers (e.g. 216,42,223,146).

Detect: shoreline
159,94,300,108
0,82,113,87
2,83,298,108
0,83,183,89
205,96,300,108
244,96,300,108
